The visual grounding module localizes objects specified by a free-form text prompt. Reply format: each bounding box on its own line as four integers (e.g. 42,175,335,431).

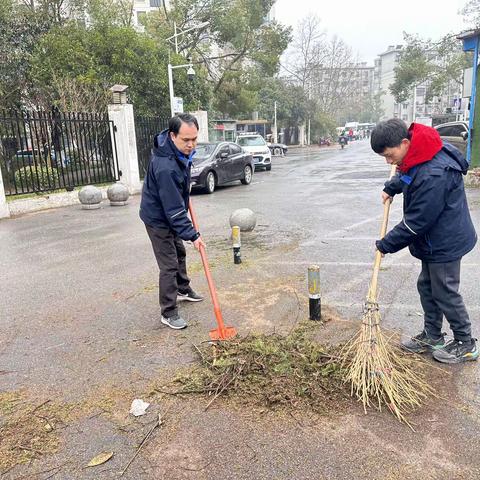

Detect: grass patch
0,393,76,472
163,323,351,415
0,386,131,473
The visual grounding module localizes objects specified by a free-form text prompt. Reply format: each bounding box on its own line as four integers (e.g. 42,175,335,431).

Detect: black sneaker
432,339,479,364
177,289,204,302
401,330,445,353
161,314,187,330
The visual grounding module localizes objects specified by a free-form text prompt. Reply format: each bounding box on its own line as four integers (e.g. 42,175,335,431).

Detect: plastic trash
129,398,150,417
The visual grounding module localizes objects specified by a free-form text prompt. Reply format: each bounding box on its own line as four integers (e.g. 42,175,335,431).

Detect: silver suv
434,121,469,155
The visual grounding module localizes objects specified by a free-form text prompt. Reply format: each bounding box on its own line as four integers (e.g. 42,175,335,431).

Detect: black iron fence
135,116,169,179
0,110,119,196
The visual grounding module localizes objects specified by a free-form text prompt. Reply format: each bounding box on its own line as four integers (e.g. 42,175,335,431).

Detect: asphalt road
1,140,479,479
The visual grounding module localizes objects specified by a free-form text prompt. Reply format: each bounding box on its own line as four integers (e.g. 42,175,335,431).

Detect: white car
236,134,272,171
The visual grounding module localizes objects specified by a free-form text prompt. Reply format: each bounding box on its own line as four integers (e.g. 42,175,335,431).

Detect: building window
149,0,162,5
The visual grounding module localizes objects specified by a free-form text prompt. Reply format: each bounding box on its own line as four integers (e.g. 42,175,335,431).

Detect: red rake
188,199,237,341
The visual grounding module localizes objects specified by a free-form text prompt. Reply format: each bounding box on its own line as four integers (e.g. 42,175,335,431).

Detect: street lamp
165,21,208,117
168,60,196,117
166,21,209,54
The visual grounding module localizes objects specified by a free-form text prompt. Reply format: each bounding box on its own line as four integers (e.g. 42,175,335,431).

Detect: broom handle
369,164,397,297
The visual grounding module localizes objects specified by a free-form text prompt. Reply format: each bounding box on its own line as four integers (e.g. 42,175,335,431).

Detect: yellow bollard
308,265,321,320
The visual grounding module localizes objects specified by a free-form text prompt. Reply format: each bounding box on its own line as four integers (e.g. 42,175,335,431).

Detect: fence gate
135,116,169,179
0,110,120,196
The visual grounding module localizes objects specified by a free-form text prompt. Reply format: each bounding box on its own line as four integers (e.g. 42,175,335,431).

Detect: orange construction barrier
188,199,237,341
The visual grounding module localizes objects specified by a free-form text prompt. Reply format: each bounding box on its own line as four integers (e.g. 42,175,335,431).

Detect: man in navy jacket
371,119,477,364
140,114,205,330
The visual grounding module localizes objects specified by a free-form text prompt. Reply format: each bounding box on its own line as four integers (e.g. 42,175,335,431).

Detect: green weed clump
172,324,350,414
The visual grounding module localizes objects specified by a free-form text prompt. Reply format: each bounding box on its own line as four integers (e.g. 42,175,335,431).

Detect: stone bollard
107,183,130,206
79,185,102,210
229,208,256,232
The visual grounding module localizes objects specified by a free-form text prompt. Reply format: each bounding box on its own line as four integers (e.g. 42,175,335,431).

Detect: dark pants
146,225,190,318
417,259,471,342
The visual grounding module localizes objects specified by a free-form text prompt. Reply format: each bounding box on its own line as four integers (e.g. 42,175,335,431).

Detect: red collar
399,123,443,173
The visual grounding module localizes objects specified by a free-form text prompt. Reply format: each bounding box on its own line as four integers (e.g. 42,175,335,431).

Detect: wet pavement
1,140,479,479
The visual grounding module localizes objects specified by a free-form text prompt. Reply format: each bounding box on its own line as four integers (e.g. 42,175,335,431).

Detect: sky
275,0,470,65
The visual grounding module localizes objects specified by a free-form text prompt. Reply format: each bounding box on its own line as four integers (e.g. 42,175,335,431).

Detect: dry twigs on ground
170,323,350,415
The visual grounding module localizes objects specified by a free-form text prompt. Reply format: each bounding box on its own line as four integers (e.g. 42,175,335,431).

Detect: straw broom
342,165,435,425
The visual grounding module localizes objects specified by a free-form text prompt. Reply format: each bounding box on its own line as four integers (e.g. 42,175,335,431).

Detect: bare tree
460,0,480,28
314,36,359,117
282,16,359,122
282,15,327,91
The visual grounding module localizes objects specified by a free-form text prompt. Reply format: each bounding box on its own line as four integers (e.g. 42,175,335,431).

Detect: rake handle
188,199,227,337
370,164,397,298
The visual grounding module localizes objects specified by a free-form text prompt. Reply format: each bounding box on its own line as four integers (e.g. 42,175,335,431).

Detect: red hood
399,123,443,173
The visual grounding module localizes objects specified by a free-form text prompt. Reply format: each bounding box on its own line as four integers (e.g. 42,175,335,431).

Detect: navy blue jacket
139,130,199,242
377,143,477,263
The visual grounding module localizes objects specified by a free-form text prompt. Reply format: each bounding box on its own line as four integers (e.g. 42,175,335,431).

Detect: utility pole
412,84,417,122
274,101,278,143
174,22,178,54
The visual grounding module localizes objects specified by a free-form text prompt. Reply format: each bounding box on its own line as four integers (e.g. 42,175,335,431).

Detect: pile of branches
171,325,350,414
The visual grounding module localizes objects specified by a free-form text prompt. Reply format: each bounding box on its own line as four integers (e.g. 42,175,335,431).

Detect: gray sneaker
401,330,445,353
161,314,187,330
432,339,479,364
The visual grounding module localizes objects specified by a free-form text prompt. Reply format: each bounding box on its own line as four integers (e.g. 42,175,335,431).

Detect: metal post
274,101,278,143
412,84,417,122
232,225,241,264
168,63,175,117
308,265,321,321
466,36,479,164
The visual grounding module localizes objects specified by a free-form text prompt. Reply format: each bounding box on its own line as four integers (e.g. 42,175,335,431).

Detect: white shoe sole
177,294,203,303
161,317,187,329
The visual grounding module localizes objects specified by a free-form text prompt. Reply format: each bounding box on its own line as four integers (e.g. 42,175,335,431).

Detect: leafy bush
14,166,59,190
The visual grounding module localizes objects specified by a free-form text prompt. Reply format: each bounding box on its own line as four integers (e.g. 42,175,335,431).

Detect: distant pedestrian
371,119,478,364
140,113,205,330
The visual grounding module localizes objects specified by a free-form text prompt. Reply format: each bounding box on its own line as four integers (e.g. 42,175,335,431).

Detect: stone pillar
299,124,305,146
107,103,142,193
0,166,11,219
191,110,209,143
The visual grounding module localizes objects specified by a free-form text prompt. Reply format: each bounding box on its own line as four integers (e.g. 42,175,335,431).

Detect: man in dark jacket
371,118,478,364
140,113,205,330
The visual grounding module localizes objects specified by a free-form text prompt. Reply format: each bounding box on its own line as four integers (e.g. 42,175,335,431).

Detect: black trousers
417,259,472,342
146,225,190,318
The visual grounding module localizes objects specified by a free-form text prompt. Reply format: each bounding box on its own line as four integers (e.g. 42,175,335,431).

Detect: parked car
236,134,272,171
190,142,254,194
14,149,38,165
267,142,288,156
434,121,469,155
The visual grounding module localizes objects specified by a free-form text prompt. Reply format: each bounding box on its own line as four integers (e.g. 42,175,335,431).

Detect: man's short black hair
370,118,409,154
168,113,199,135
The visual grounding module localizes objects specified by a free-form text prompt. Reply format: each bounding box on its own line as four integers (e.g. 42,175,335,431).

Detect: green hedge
14,166,59,190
